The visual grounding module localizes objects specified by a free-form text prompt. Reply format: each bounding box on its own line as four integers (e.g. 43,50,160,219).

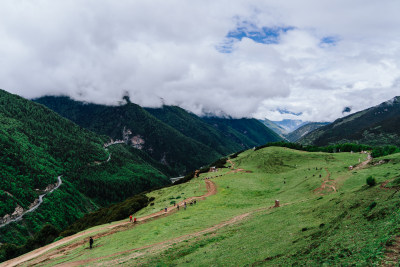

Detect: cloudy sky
1,0,400,121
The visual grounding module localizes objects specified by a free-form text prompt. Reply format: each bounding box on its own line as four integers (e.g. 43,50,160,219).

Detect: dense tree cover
0,89,106,217
285,122,330,142
68,145,170,205
35,96,222,174
35,96,282,174
0,180,97,244
0,224,60,262
0,193,150,262
61,193,150,235
202,116,282,147
255,141,372,153
299,96,400,146
371,145,400,158
146,106,281,156
0,90,171,249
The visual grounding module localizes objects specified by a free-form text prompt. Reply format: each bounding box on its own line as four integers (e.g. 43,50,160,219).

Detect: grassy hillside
286,122,330,142
0,90,170,246
34,96,222,174
299,96,400,146
17,147,400,266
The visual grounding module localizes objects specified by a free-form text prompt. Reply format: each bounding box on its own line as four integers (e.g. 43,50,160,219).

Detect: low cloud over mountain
1,0,400,121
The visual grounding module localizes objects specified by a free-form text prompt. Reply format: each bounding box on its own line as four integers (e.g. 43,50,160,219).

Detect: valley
0,89,280,262
2,2,400,265
3,146,400,266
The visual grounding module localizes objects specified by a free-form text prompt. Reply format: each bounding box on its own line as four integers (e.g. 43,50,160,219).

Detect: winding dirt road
1,180,217,267
0,176,63,229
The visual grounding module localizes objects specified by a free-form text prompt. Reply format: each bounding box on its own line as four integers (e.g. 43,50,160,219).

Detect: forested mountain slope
201,116,282,147
35,96,221,174
259,118,288,138
35,96,281,174
286,122,329,142
299,96,400,146
146,106,282,155
0,89,170,245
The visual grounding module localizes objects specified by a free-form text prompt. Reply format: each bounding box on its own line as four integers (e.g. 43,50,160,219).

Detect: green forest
0,89,171,247
35,96,282,174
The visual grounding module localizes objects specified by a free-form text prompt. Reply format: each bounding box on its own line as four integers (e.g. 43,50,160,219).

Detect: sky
1,0,400,122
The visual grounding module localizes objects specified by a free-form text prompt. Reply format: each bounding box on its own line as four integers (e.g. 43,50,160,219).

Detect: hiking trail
1,179,217,267
313,168,336,195
37,198,311,267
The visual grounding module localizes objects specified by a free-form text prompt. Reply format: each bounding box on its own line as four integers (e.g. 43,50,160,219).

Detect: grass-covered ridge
13,146,400,266
299,96,400,147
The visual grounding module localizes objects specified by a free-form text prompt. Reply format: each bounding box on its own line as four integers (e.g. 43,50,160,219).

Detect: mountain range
35,96,282,174
299,96,400,146
285,122,330,142
0,89,170,245
0,90,281,247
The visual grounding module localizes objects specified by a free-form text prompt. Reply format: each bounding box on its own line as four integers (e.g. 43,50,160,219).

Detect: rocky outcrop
131,135,145,149
1,205,23,225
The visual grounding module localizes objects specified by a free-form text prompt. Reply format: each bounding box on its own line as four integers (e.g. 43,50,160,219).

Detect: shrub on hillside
366,176,376,186
0,224,59,262
63,194,150,234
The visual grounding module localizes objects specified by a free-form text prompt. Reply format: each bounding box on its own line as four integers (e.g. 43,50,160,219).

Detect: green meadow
27,147,400,266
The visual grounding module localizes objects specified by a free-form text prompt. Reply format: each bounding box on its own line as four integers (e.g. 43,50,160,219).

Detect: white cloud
0,0,400,121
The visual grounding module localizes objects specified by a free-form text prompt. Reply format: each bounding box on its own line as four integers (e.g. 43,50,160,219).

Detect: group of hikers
173,200,197,211
89,199,199,248
205,174,222,180
129,215,137,223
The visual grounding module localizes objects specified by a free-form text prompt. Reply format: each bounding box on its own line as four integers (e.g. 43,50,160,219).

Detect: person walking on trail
134,217,137,223
177,205,180,211
164,207,167,212
129,215,133,222
89,237,94,249
184,202,187,210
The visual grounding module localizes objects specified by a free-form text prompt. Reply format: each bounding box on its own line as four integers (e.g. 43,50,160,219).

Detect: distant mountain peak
272,119,307,133
299,95,400,146
380,96,400,107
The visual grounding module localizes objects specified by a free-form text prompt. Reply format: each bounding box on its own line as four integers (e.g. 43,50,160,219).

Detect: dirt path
227,159,235,169
57,197,313,267
55,212,252,267
313,168,337,195
354,154,372,170
223,159,250,175
1,180,217,267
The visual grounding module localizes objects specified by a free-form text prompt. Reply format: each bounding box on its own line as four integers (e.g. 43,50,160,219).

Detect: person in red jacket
129,215,133,222
134,217,137,223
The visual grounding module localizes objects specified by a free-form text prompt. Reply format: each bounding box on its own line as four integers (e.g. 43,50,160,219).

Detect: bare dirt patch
313,168,337,195
382,235,400,266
